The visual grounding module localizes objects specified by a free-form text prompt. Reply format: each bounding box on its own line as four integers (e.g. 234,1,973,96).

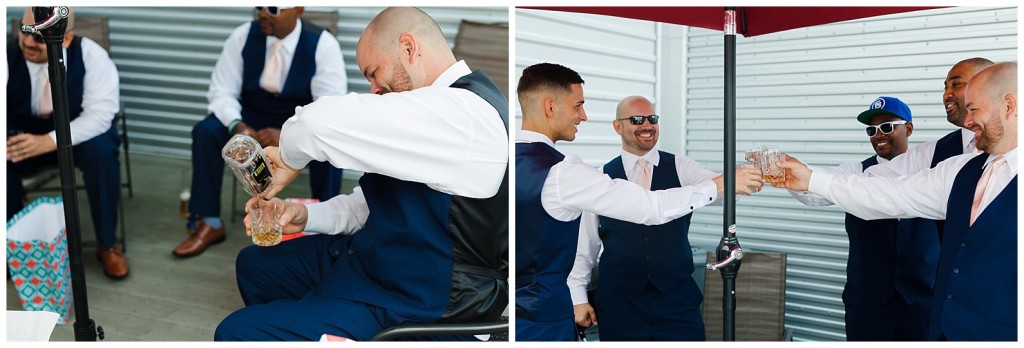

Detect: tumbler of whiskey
221,134,273,197
250,199,283,247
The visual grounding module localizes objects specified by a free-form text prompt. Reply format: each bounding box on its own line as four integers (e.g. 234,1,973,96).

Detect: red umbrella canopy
526,7,941,37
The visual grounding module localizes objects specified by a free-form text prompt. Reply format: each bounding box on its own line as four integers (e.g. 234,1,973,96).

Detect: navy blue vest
514,142,581,322
315,70,508,324
597,152,694,295
7,36,86,134
239,20,322,130
842,156,939,306
929,154,1017,340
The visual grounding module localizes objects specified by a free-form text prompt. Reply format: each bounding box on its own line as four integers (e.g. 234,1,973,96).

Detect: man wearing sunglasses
174,6,347,258
514,66,763,341
776,62,1017,341
568,96,760,340
215,7,507,341
787,96,938,341
7,7,129,279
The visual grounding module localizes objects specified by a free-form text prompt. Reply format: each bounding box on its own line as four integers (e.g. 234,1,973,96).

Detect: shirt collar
515,130,555,147
266,19,302,55
621,148,660,171
985,147,1017,175
432,60,471,88
961,128,977,153
875,155,890,164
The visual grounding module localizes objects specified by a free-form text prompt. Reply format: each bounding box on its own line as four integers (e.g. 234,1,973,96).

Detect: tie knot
637,158,648,168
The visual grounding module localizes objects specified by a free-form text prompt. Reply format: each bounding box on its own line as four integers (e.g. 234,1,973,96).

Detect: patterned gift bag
6,196,74,324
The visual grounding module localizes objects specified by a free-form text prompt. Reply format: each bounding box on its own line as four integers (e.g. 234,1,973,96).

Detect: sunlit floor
6,153,356,341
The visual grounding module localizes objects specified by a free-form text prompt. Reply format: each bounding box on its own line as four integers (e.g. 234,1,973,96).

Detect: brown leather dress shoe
97,244,129,279
172,221,226,258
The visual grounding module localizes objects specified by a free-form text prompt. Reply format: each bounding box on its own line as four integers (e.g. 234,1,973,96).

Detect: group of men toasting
514,58,1017,341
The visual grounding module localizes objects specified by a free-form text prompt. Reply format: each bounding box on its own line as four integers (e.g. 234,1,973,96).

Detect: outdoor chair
703,251,792,341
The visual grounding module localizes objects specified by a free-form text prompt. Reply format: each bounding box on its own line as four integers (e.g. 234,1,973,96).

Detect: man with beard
788,96,937,340
568,96,740,341
215,7,508,341
774,62,1017,341
515,69,764,341
864,58,994,185
174,6,347,258
7,7,128,279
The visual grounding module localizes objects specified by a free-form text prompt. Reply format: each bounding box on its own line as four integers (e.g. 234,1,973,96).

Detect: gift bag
6,196,74,324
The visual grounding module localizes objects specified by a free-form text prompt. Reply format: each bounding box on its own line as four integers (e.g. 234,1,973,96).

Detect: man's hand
231,120,256,137
772,154,813,191
243,197,309,236
735,166,764,195
254,128,281,148
574,303,597,328
260,146,302,199
6,133,56,163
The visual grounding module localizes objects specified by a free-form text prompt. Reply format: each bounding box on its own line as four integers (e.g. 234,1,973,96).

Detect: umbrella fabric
528,7,940,37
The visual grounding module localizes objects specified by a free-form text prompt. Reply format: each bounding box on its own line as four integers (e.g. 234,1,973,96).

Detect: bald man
214,7,508,341
568,96,740,340
775,62,1017,341
514,64,762,341
7,7,128,279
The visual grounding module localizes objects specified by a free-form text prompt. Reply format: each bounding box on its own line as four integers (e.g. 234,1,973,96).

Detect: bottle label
251,155,272,183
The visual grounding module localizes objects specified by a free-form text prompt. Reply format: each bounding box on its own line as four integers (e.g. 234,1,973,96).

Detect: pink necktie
636,159,652,190
260,40,283,94
969,154,1006,225
38,72,53,117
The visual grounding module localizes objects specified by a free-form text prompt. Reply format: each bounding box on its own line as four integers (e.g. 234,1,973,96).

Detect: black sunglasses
616,115,659,125
255,6,287,17
865,120,907,137
19,30,45,44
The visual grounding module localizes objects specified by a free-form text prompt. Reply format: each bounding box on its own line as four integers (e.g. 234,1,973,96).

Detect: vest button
947,294,953,299
347,249,354,255
332,250,340,256
953,268,959,274
961,243,967,248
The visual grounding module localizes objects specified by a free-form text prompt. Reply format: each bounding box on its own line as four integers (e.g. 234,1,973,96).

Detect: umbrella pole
711,6,743,342
26,6,98,341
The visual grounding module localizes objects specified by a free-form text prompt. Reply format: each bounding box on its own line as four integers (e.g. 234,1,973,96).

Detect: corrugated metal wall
684,7,1017,341
514,9,669,165
7,6,508,158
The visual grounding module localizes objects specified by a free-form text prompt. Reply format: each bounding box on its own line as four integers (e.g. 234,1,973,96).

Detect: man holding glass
787,96,938,340
775,62,1017,341
568,96,743,340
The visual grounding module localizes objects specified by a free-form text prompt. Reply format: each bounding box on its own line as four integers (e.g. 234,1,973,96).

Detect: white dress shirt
24,37,119,146
206,20,347,127
791,155,889,206
865,128,976,178
282,61,507,235
807,148,1017,221
567,148,722,305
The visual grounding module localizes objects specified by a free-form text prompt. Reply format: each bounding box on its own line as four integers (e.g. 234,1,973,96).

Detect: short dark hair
516,63,585,99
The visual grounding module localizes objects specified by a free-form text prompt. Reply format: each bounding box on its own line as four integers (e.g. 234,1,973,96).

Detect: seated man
174,6,347,257
214,7,508,341
7,7,128,279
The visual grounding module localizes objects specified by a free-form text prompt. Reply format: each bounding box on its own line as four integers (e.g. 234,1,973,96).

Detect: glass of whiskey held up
250,199,283,247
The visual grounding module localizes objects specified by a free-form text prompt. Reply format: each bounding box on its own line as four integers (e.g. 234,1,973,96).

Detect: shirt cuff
808,170,835,198
569,285,590,305
697,180,718,203
302,201,335,234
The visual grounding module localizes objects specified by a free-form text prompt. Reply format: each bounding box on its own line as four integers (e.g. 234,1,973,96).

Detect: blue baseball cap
857,96,912,125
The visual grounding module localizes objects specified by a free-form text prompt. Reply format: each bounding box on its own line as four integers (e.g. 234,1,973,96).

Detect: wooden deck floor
6,153,348,341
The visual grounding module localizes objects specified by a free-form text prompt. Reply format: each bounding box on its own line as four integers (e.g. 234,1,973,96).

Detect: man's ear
1003,93,1017,120
612,118,623,135
398,32,418,64
543,96,555,118
903,121,914,137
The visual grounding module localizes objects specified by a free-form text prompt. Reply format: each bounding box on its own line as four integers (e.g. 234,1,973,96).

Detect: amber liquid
764,172,785,183
252,225,282,247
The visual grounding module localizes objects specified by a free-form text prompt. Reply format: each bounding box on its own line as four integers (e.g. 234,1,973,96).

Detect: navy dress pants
844,290,931,341
6,126,120,248
189,115,343,218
